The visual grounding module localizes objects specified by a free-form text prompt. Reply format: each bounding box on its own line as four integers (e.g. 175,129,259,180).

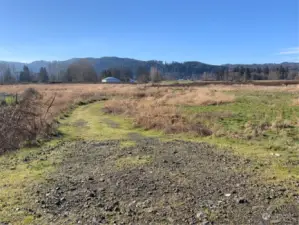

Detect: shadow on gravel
33,139,299,224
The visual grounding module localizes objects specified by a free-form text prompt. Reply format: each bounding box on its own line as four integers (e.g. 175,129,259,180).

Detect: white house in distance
101,77,121,83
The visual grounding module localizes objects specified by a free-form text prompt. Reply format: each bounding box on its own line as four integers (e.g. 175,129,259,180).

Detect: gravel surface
32,139,299,224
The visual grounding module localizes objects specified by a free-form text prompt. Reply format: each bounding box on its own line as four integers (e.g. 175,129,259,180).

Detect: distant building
101,77,121,83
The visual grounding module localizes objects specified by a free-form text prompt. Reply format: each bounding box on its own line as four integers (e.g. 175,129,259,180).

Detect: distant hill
1,57,298,80
2,57,298,72
1,57,152,73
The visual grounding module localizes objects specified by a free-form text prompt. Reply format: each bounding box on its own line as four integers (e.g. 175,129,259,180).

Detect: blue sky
0,0,298,64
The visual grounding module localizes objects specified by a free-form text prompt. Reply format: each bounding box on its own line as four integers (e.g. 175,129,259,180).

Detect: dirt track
31,138,299,224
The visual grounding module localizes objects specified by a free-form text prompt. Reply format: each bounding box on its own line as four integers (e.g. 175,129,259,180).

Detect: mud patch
127,132,146,141
72,119,88,127
101,118,120,128
33,140,299,224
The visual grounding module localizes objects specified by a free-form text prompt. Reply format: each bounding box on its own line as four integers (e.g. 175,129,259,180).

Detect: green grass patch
58,102,163,141
184,91,299,144
120,140,137,148
5,95,17,104
115,155,152,169
0,140,63,224
182,90,299,182
23,216,34,224
0,95,17,105
160,80,193,85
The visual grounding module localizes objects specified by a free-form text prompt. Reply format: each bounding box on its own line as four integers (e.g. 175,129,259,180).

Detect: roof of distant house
102,77,121,82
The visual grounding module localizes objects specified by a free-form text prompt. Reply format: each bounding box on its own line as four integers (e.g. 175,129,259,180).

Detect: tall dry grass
0,84,236,110
102,86,236,135
293,98,299,106
156,88,235,106
103,98,212,136
0,84,236,136
0,84,104,117
1,83,297,120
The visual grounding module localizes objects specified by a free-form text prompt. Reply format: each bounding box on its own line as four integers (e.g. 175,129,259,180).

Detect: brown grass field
0,83,298,137
1,83,298,108
0,83,297,106
0,83,235,117
0,83,298,123
157,79,299,86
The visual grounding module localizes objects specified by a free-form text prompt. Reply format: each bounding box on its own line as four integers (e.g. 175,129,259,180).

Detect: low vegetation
0,85,105,154
104,99,212,135
0,88,56,154
0,83,298,224
100,84,299,182
1,84,298,149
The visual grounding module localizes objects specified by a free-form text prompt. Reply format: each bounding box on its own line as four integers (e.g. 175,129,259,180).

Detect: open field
158,80,299,87
0,83,298,117
0,84,299,224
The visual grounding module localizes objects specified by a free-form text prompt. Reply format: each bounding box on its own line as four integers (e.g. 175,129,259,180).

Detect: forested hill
2,57,298,74
0,57,298,83
1,57,158,73
0,57,221,80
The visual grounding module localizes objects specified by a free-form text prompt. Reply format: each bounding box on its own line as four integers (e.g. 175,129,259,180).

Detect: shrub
0,88,55,154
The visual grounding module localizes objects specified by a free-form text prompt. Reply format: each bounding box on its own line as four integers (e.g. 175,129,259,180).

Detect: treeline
0,60,99,84
0,59,298,84
209,65,298,81
0,65,51,84
0,59,163,84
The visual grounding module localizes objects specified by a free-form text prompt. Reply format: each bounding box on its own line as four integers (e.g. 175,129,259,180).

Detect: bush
0,88,55,154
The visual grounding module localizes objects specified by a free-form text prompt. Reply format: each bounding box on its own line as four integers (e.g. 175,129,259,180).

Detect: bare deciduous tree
150,67,162,83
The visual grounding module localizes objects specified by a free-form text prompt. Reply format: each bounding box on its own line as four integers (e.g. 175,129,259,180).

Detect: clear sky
0,0,298,64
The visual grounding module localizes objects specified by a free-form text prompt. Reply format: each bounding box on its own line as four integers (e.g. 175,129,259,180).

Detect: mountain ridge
1,57,298,77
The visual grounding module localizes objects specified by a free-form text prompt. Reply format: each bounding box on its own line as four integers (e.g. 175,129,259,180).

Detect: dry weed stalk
0,88,55,154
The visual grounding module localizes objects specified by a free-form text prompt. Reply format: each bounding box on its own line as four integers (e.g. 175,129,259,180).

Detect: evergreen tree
279,66,286,79
3,68,15,84
263,66,270,79
19,65,31,82
38,67,49,83
239,66,245,77
245,68,251,81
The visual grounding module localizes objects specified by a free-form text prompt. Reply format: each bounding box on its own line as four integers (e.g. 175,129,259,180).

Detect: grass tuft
115,155,152,169
120,140,137,148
